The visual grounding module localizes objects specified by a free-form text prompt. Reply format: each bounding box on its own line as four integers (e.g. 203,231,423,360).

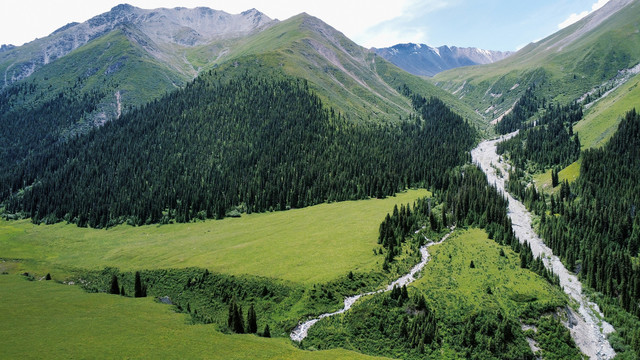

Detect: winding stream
472,133,616,360
290,229,454,342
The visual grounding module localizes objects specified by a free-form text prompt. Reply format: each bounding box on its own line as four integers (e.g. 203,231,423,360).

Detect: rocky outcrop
1,4,275,85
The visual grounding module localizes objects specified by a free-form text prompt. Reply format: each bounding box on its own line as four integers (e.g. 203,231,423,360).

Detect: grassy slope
0,275,385,360
433,0,640,125
575,72,640,149
16,29,186,112
0,189,428,284
414,228,565,318
533,65,640,190
210,14,411,124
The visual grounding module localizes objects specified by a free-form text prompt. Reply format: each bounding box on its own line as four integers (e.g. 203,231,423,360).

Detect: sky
0,0,610,51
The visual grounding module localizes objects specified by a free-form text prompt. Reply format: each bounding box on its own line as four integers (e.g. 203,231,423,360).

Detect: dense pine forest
506,110,640,357
495,87,583,172
0,80,108,176
0,71,476,227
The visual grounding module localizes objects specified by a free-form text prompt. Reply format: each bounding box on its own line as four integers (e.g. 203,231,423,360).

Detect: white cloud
353,0,455,48
558,0,609,29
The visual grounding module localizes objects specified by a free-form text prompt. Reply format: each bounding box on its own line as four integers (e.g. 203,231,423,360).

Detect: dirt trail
290,228,454,342
472,133,615,360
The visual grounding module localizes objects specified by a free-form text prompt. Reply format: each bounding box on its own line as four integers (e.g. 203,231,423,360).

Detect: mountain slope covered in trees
1,66,475,227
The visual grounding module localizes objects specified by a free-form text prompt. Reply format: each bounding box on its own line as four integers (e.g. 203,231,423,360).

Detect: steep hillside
211,13,442,123
434,0,639,124
375,43,512,77
0,4,274,85
1,71,476,227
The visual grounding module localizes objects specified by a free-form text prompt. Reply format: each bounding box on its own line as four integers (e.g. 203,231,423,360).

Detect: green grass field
414,228,566,317
0,189,428,284
532,158,582,194
0,275,385,360
575,72,640,150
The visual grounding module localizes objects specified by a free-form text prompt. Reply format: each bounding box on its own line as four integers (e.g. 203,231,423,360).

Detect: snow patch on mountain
374,43,513,77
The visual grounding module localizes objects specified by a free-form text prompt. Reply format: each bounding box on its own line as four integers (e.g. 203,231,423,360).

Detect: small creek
290,229,454,342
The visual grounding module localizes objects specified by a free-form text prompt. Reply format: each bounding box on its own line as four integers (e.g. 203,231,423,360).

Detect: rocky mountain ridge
374,43,513,77
1,4,275,86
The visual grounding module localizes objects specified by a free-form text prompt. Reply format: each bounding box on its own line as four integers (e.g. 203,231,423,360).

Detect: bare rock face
1,4,275,85
374,43,513,77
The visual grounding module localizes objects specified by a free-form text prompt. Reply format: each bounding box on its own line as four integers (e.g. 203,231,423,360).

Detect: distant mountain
374,43,512,77
434,0,639,127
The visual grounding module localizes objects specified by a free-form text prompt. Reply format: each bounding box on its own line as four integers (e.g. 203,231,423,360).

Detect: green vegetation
575,73,640,149
416,229,564,318
434,1,640,124
532,159,581,194
0,189,428,284
1,73,474,228
303,229,572,359
506,110,640,358
0,275,384,360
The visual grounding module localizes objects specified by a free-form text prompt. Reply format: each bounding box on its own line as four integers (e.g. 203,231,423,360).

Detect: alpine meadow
1,1,640,359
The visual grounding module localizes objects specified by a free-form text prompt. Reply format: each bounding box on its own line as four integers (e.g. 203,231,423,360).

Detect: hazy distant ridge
375,43,513,77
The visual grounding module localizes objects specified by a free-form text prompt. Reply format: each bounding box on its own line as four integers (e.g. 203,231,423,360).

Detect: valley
2,0,640,359
472,134,616,359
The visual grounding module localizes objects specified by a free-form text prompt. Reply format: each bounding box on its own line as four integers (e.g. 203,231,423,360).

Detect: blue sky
0,0,610,51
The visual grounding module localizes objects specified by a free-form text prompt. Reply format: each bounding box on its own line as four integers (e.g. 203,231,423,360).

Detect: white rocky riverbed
472,133,616,360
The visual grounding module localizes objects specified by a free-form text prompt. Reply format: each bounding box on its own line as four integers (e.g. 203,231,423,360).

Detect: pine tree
551,168,559,188
110,274,120,294
134,271,145,298
45,273,51,280
120,285,126,296
469,260,475,268
263,324,271,338
247,304,258,334
234,304,245,334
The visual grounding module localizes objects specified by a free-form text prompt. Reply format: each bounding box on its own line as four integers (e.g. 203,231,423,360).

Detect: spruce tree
134,271,145,298
110,274,120,294
120,285,126,296
263,324,271,338
234,304,245,334
45,273,51,280
247,304,258,334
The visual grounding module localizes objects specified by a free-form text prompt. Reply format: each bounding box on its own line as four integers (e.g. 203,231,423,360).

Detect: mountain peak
110,3,136,13
375,43,512,77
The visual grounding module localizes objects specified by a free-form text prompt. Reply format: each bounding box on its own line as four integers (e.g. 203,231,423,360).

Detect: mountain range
2,0,640,359
374,43,512,77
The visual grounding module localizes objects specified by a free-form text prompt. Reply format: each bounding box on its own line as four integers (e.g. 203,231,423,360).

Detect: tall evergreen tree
134,271,145,298
247,304,258,334
109,274,120,295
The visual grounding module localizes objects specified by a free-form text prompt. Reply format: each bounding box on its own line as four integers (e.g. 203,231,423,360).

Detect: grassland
0,189,428,284
575,72,640,149
532,158,582,194
414,228,565,317
0,275,385,360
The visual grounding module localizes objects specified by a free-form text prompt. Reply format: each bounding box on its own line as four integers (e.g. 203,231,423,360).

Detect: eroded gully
472,132,615,360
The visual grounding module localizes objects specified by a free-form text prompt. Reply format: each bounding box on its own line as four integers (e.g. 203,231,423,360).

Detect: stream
290,229,454,342
472,132,616,360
